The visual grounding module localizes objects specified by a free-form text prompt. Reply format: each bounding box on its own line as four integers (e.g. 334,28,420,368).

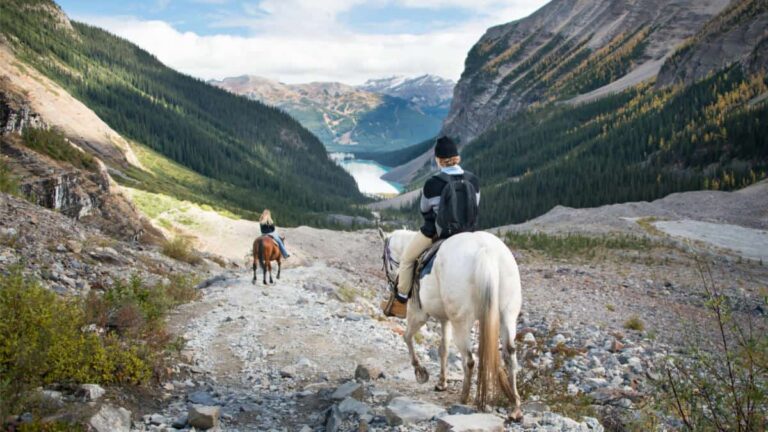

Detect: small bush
661,261,767,432
623,315,645,331
0,270,198,419
161,236,202,265
0,270,150,418
21,128,96,171
0,156,20,195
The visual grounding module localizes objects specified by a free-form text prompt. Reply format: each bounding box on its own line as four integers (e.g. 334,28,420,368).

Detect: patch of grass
161,236,202,265
156,217,173,230
636,217,664,237
0,156,20,196
21,128,96,171
623,315,645,332
606,303,616,312
335,283,358,303
127,188,190,220
505,231,652,259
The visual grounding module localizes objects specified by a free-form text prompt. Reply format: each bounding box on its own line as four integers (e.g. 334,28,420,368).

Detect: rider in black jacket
382,136,480,318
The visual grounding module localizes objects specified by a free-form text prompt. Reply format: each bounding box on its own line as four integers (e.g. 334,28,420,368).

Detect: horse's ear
377,227,386,240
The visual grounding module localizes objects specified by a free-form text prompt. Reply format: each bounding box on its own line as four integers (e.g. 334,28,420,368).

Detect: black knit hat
434,136,459,158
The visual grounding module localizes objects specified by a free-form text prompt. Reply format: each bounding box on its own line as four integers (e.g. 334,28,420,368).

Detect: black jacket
260,223,275,234
419,168,480,238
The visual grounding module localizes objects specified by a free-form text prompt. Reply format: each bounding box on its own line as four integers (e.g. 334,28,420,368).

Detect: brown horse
252,235,282,285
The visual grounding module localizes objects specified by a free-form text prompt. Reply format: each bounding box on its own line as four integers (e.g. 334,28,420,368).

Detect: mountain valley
211,74,454,154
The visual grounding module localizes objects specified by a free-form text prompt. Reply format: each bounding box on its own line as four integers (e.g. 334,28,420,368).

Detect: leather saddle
408,239,445,306
416,239,445,280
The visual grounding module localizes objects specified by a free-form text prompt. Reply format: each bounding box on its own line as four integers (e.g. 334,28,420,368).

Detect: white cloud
77,0,549,84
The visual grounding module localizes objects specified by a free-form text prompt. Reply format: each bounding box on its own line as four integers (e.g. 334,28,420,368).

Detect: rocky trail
131,216,768,432
140,261,610,432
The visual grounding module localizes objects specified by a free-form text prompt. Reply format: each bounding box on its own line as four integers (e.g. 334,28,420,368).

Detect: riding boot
381,293,407,318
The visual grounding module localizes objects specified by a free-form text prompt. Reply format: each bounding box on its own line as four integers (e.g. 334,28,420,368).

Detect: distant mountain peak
358,74,455,108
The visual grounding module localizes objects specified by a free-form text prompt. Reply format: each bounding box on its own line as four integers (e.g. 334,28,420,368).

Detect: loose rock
187,405,220,430
89,405,132,432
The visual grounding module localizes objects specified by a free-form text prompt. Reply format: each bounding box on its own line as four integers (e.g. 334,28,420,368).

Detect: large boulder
385,397,446,426
187,405,221,430
89,405,131,432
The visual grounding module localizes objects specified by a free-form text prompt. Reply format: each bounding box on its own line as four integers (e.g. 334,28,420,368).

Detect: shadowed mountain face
211,75,454,154
442,0,732,144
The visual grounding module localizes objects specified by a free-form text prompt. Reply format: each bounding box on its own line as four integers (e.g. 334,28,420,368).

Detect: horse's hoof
509,408,523,423
414,366,429,384
434,383,447,392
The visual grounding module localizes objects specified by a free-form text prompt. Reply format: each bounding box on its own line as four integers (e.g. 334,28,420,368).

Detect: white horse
379,229,524,420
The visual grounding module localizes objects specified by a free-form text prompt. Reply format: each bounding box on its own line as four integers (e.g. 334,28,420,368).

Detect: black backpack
435,172,478,239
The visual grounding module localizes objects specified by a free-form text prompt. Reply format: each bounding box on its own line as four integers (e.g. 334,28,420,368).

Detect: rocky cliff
657,0,768,86
0,81,158,242
442,0,731,144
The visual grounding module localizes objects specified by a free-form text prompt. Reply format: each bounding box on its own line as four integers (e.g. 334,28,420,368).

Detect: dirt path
162,262,468,430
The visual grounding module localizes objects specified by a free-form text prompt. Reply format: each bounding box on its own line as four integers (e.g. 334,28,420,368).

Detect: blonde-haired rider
260,209,290,258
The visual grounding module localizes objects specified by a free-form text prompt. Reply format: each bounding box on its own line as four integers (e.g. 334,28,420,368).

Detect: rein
382,237,399,293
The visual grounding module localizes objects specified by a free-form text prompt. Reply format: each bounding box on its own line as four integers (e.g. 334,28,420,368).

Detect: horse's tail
257,238,266,270
252,241,258,272
474,246,502,410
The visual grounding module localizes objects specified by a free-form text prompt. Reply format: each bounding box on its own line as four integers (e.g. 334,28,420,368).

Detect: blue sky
57,0,549,84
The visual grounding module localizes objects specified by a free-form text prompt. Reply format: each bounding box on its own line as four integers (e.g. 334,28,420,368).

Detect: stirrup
381,294,407,318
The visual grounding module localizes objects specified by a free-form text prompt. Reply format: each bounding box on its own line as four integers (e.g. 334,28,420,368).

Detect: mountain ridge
441,0,732,144
211,74,454,153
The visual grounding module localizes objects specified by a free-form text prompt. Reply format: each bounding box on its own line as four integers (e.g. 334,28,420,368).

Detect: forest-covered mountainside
0,0,365,224
464,66,768,227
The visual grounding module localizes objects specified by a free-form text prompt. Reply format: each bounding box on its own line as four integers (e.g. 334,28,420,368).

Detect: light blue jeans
267,232,290,258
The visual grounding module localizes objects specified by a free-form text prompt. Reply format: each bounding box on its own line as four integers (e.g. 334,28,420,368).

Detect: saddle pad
417,239,445,279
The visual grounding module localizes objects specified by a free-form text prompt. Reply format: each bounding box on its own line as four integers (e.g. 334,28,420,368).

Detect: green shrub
21,128,96,171
161,236,202,265
0,156,19,195
0,270,150,418
623,315,645,331
0,270,197,419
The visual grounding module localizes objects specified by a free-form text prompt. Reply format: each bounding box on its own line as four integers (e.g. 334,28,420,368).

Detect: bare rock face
657,0,768,86
0,87,160,243
442,0,731,144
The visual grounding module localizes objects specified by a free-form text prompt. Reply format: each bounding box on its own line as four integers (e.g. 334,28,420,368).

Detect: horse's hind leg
404,305,429,384
268,261,274,284
453,319,475,405
276,258,281,280
435,320,452,392
502,314,523,422
262,261,268,285
252,259,257,284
